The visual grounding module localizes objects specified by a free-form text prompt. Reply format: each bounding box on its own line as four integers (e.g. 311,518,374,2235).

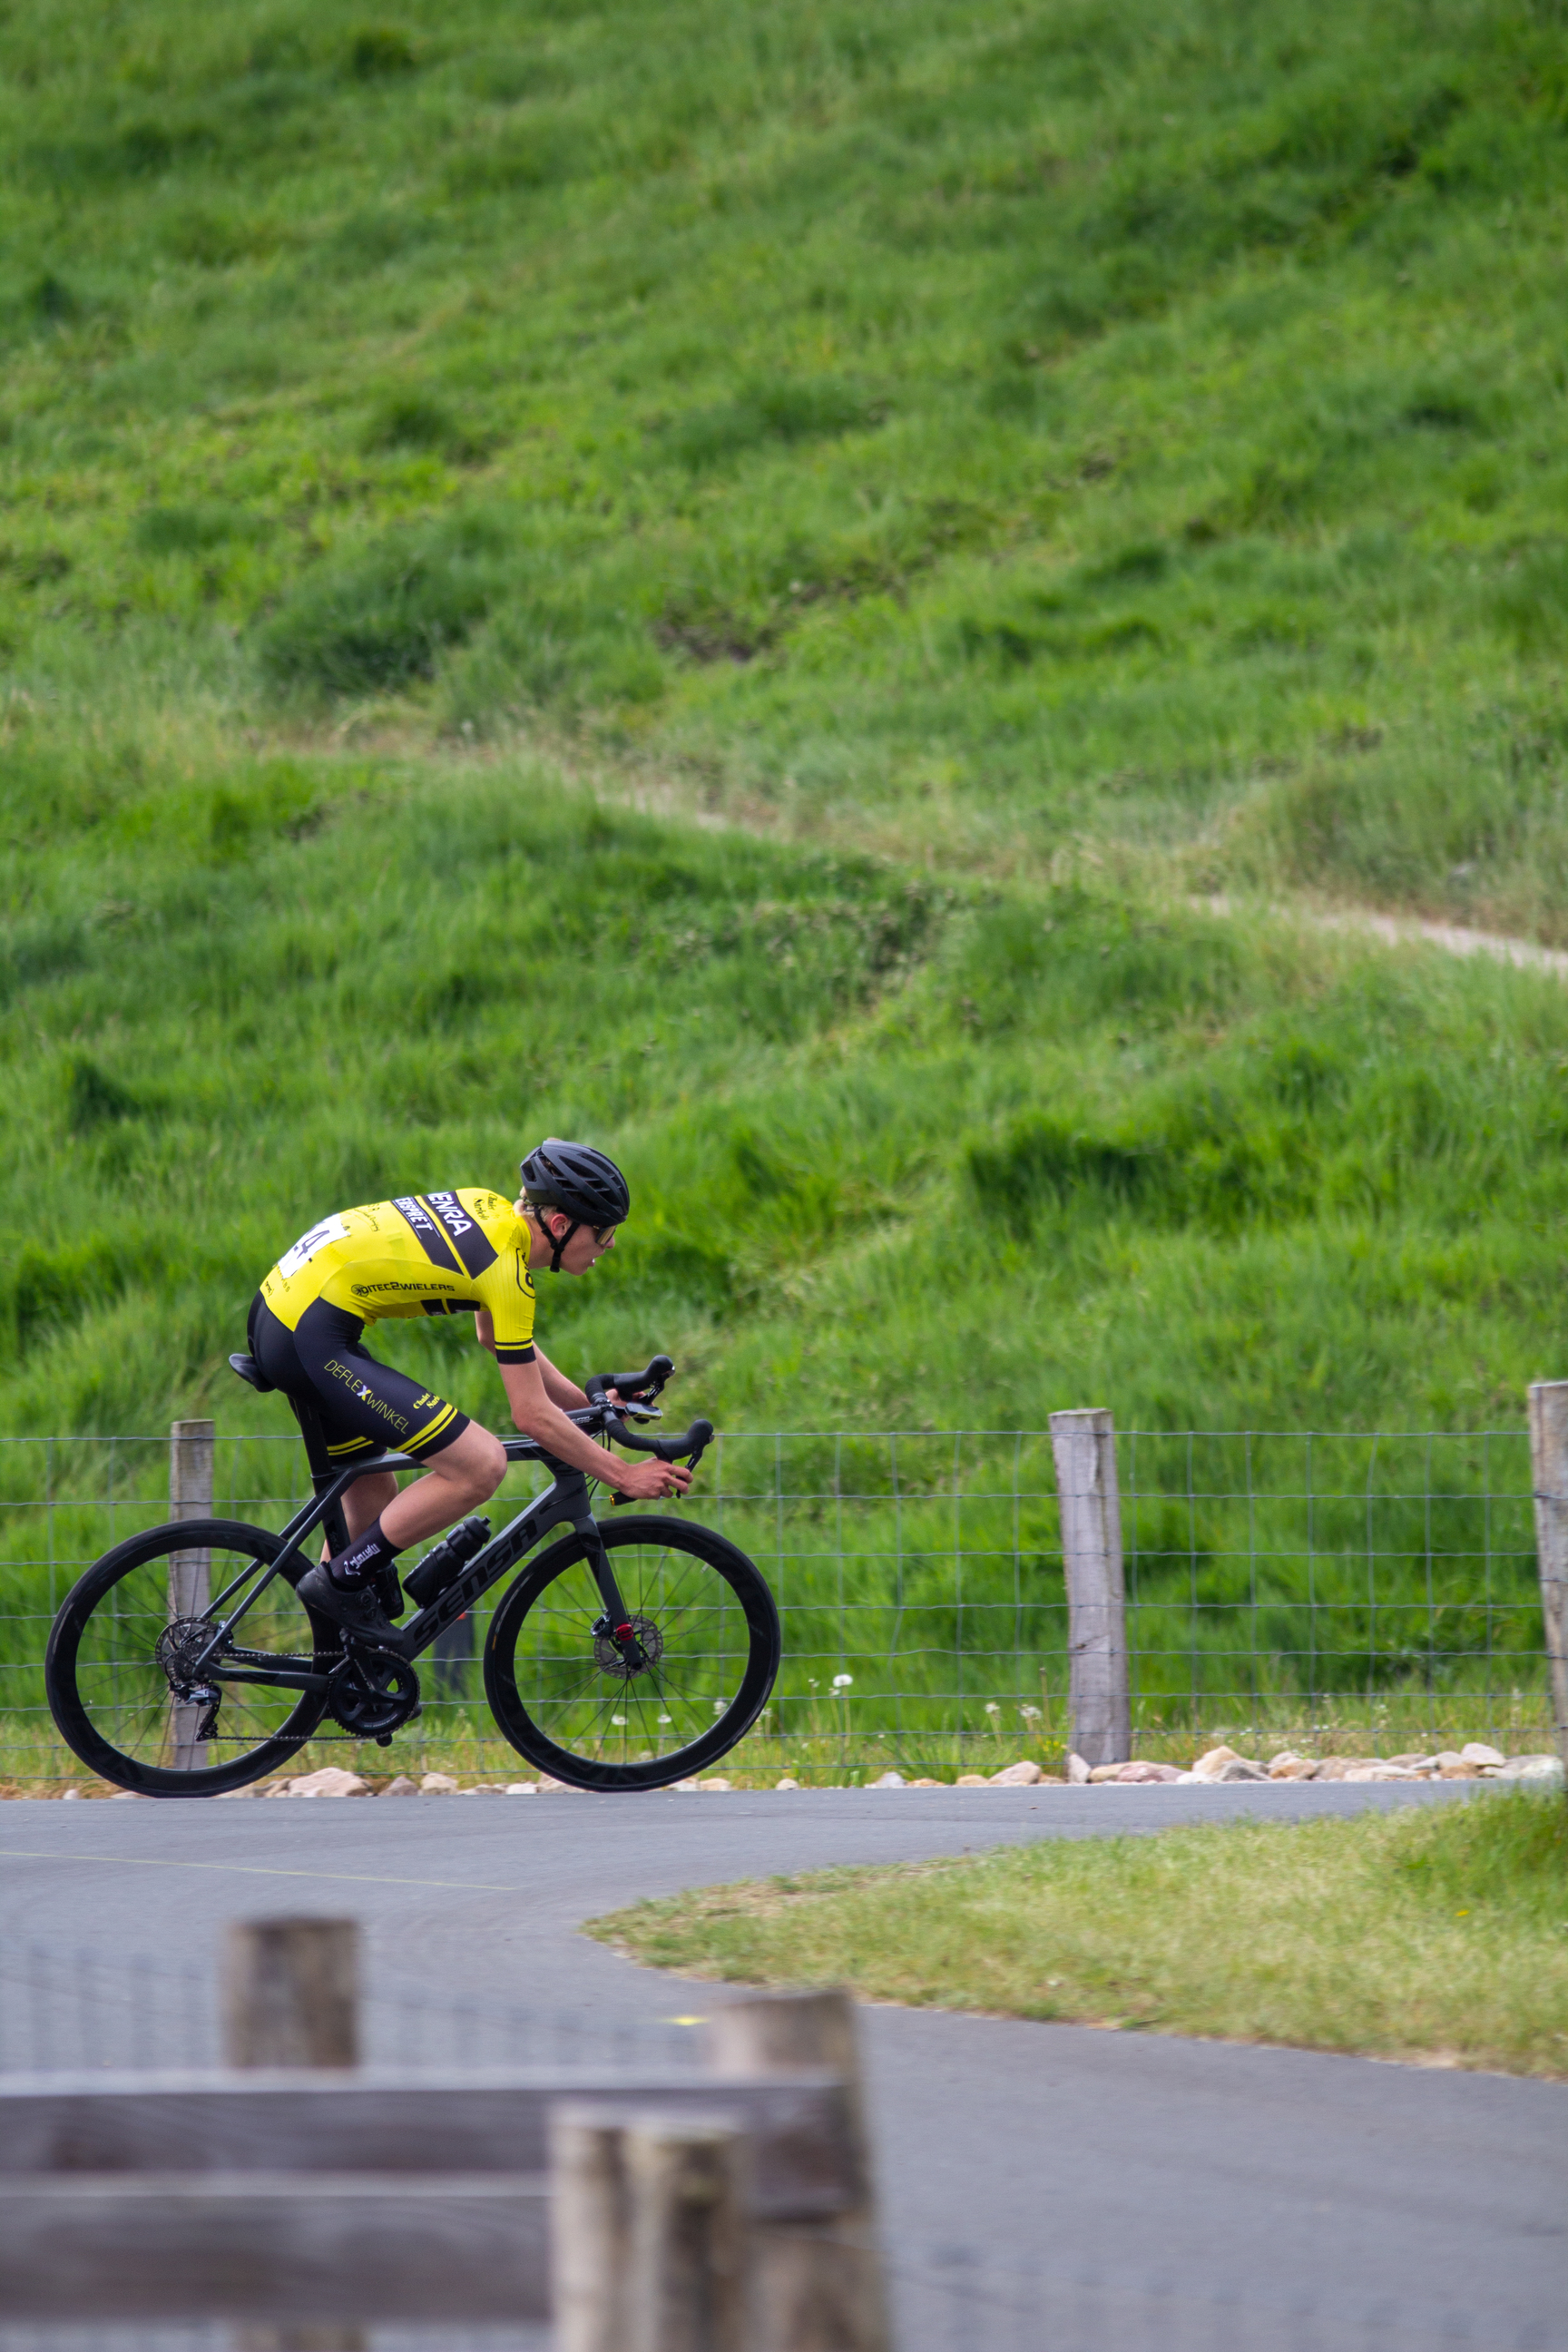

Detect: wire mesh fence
880,2236,1565,2352
0,1930,704,2076
0,1426,1552,1788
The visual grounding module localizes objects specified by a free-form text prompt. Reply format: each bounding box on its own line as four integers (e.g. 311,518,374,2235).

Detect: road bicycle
44,1351,780,1798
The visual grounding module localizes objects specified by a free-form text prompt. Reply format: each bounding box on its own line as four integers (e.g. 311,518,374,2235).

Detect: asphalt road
1,1781,1562,2352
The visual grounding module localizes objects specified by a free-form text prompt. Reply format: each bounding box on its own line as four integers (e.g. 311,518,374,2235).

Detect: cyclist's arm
474,1311,587,1409
498,1356,690,1501
534,1342,590,1412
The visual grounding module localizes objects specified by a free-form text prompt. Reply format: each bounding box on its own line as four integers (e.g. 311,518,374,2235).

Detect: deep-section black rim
484,1514,780,1790
45,1518,333,1797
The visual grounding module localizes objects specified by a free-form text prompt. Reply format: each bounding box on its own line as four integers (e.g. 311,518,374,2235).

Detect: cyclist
247,1139,691,1649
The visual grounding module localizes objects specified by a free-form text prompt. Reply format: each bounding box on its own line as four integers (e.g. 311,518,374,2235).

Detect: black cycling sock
327,1518,403,1588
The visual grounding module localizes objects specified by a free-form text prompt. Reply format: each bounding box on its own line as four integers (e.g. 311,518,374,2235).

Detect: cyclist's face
557,1217,618,1274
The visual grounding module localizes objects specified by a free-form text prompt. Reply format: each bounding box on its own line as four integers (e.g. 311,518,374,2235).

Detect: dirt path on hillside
1197,896,1568,981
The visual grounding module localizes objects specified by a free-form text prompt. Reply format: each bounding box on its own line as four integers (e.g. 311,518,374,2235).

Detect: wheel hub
156,1615,220,1688
592,1612,663,1681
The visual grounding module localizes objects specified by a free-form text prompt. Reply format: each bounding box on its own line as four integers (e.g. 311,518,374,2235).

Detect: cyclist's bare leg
378,1422,507,1552
321,1470,398,1562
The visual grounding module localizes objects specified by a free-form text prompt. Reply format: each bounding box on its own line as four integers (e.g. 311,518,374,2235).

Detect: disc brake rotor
593,1612,664,1681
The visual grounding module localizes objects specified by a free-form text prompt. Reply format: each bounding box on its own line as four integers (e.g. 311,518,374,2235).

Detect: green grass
4,0,1567,1758
4,0,1568,923
588,1788,1568,2075
0,760,1560,1755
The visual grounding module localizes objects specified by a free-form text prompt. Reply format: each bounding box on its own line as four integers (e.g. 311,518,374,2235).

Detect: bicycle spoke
492,1522,775,1782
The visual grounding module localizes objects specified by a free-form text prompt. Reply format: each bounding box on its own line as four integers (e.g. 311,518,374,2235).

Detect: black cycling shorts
249,1295,470,1465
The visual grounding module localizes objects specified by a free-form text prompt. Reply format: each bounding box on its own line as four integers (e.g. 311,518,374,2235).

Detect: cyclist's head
517,1138,630,1275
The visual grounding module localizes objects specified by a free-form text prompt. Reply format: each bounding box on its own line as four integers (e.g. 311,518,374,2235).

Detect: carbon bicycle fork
575,1516,648,1671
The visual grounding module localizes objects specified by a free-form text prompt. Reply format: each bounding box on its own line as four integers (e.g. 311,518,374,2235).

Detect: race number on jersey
276,1215,350,1280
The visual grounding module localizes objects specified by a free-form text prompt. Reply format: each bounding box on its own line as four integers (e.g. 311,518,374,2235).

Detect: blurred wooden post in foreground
225,1918,362,2352
169,1417,215,1771
223,1917,360,2071
1050,1406,1130,1768
1527,1382,1568,1789
707,1987,889,2352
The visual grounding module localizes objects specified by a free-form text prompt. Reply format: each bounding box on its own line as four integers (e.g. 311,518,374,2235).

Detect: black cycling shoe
298,1564,412,1655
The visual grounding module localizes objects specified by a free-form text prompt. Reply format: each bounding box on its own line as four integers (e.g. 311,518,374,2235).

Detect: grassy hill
3,0,1567,1449
5,0,1568,922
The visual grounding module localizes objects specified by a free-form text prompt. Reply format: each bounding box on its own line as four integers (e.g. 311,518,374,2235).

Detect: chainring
327,1652,422,1736
592,1612,664,1681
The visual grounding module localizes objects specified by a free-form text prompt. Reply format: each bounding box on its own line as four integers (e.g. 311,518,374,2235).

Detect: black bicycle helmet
519,1138,631,1272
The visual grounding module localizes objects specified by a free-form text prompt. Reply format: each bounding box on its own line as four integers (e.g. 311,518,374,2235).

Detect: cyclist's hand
612,1458,692,1503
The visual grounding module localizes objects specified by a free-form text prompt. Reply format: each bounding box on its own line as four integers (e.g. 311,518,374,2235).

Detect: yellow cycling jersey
260,1189,537,1363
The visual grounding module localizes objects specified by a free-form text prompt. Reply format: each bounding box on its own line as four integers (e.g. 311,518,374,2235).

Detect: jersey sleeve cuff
494,1344,536,1365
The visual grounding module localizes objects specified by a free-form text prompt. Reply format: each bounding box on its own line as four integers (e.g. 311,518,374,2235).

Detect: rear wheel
45,1519,337,1797
484,1514,780,1791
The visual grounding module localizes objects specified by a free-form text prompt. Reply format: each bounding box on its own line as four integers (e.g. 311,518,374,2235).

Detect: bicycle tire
45,1518,337,1798
483,1514,780,1791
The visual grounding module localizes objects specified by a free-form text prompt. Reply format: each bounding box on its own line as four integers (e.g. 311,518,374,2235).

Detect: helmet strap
535,1208,579,1274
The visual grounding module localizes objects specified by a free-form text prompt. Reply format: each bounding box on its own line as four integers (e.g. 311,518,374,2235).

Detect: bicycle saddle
228,1352,275,1393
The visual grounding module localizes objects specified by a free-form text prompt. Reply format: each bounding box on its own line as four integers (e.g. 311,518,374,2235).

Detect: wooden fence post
1049,1407,1130,1768
1526,1382,1568,1787
169,1417,215,1771
222,1918,360,2071
706,1988,889,2352
626,2116,751,2352
552,2106,635,2352
552,2107,751,2352
225,1919,363,2352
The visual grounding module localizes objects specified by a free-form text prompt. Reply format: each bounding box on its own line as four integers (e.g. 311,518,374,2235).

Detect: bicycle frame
190,1437,624,1696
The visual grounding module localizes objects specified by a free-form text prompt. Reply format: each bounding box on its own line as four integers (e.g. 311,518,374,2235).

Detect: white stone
289,1766,370,1798
1086,1764,1124,1783
505,1782,538,1795
955,1773,990,1787
1065,1751,1091,1784
419,1771,460,1794
699,1778,732,1791
1268,1756,1319,1780
990,1759,1043,1786
870,1770,907,1788
1499,1754,1564,1783
1191,1746,1242,1781
1343,1764,1420,1782
61,1788,83,1799
1459,1742,1506,1768
379,1775,418,1796
774,1776,802,1789
1436,1754,1478,1779
537,1774,582,1791
1115,1760,1182,1783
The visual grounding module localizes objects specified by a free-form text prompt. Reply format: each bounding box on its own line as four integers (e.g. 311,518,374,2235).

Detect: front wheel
45,1519,336,1797
484,1514,780,1790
